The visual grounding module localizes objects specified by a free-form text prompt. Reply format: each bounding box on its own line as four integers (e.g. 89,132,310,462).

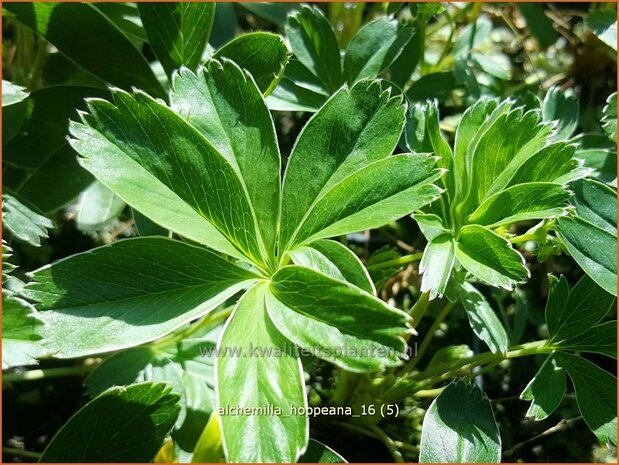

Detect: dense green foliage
2,2,617,463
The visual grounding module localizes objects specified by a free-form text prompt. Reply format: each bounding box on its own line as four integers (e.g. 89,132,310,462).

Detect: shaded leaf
460,282,508,354
556,353,617,445
420,235,456,299
602,92,617,142
419,379,501,463
138,2,215,77
2,80,29,106
214,32,290,95
76,181,126,232
2,193,53,247
521,355,565,420
4,2,164,98
40,382,180,462
542,86,579,140
299,439,347,463
586,10,617,51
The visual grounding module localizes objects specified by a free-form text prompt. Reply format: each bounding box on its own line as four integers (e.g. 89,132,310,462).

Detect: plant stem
3,447,42,460
404,301,455,372
409,291,431,323
414,340,554,389
369,425,405,463
3,364,95,383
368,252,423,271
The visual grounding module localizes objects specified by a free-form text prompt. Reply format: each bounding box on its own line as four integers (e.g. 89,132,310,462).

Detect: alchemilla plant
2,2,617,463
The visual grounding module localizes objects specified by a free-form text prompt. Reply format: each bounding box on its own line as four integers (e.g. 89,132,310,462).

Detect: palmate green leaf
85,325,219,452
462,108,554,213
217,284,308,463
4,2,164,99
285,5,342,93
520,355,566,421
419,379,501,463
299,439,347,463
70,83,267,265
40,382,180,462
76,181,126,232
267,265,410,372
545,275,615,344
460,282,508,354
214,32,290,95
420,235,456,299
2,294,46,369
456,225,529,290
542,86,579,141
3,86,107,213
2,80,29,107
2,193,53,247
602,92,617,142
467,182,571,228
138,2,214,77
169,61,280,264
288,239,374,294
556,352,617,445
343,17,414,85
556,179,617,296
24,237,258,358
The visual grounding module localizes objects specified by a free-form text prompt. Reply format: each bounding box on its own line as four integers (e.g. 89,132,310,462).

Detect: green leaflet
558,321,617,358
299,439,347,463
570,178,616,235
343,17,414,84
2,294,46,369
2,80,29,106
602,92,617,142
542,86,579,141
76,181,126,232
85,325,220,452
3,86,107,213
406,98,574,294
419,379,501,463
288,239,374,294
467,182,571,228
280,80,407,248
138,2,215,77
545,275,615,344
214,32,290,95
2,193,54,247
556,179,617,296
217,284,308,463
456,225,529,290
267,266,410,372
292,154,441,246
4,2,164,99
40,382,180,462
169,61,281,264
24,237,258,357
460,282,508,354
285,5,342,93
556,353,617,445
520,355,565,421
419,234,456,299
71,87,265,265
